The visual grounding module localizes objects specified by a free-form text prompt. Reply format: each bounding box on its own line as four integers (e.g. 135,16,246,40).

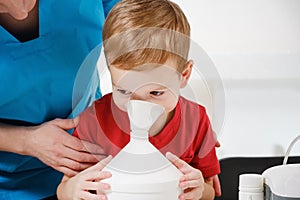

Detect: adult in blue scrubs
0,0,118,199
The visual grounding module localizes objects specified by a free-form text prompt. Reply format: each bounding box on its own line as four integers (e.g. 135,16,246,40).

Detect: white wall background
172,0,300,159
99,0,300,159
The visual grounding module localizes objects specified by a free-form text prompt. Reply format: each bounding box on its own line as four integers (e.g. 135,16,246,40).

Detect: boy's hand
166,152,204,200
57,155,113,200
207,175,221,196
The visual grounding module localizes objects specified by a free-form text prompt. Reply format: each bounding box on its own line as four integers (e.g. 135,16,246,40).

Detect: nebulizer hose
283,134,300,165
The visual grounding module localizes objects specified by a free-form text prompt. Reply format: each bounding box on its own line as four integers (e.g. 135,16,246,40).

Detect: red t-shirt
73,93,220,178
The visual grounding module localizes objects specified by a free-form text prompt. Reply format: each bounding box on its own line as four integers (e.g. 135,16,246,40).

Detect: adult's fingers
23,0,35,14
51,118,105,154
59,133,105,162
58,157,95,172
55,165,79,177
62,131,105,155
0,0,36,20
1,1,27,20
60,144,100,163
80,140,106,155
91,154,109,162
51,118,77,131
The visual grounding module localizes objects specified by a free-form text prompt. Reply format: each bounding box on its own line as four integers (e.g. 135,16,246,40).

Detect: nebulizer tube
283,134,300,165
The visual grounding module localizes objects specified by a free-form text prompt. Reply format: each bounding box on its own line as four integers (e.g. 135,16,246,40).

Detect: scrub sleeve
0,0,118,199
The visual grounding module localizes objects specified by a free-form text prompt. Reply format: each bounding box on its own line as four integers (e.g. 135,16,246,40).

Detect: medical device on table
239,135,300,200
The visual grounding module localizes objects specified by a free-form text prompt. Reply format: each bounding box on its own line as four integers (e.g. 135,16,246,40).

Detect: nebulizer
239,134,300,200
101,100,183,200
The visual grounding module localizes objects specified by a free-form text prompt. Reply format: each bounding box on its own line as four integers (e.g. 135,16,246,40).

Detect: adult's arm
0,118,106,177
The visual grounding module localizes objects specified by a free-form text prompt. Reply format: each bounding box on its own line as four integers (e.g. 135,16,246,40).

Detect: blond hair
103,0,190,72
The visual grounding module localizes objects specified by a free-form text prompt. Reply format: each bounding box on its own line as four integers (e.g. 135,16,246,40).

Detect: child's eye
150,91,165,96
117,89,132,95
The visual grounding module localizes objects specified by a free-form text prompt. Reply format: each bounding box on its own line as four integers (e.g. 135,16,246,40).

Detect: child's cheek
112,93,130,111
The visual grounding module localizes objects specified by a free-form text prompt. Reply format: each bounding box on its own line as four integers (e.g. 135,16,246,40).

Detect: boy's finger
98,155,113,169
83,155,112,172
83,171,112,182
82,181,110,191
181,170,202,182
166,152,187,169
179,179,201,189
212,175,222,196
179,189,200,200
80,191,107,200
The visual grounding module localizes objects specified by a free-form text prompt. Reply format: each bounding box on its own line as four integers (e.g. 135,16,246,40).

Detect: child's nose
130,93,146,101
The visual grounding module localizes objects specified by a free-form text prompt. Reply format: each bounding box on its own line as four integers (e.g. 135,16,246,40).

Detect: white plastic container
262,134,300,200
238,174,264,200
102,100,183,200
263,164,300,199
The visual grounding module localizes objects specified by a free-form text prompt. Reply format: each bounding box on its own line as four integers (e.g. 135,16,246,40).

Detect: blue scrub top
0,0,118,199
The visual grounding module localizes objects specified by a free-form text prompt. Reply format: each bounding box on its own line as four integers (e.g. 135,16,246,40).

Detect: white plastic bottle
239,174,264,200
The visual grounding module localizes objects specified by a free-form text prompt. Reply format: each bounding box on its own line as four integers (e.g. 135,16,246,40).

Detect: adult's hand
0,0,36,20
24,118,106,177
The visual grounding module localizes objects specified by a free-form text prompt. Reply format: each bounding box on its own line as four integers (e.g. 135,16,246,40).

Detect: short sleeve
190,106,220,178
190,146,220,178
72,102,99,143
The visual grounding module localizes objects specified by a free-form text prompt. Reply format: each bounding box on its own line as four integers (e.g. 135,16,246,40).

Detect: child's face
110,59,190,116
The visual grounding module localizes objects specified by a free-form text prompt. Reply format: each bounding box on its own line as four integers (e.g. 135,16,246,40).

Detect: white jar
239,174,264,200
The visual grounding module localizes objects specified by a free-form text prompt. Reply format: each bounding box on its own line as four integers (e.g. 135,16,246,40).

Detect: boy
57,0,221,199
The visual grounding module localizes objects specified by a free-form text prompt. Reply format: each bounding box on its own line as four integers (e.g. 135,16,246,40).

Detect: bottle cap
239,174,264,192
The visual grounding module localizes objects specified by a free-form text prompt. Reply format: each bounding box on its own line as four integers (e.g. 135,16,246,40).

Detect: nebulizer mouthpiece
102,100,183,200
126,100,163,139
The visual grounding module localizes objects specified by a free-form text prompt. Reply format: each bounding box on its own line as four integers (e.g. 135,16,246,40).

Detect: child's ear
180,60,193,88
